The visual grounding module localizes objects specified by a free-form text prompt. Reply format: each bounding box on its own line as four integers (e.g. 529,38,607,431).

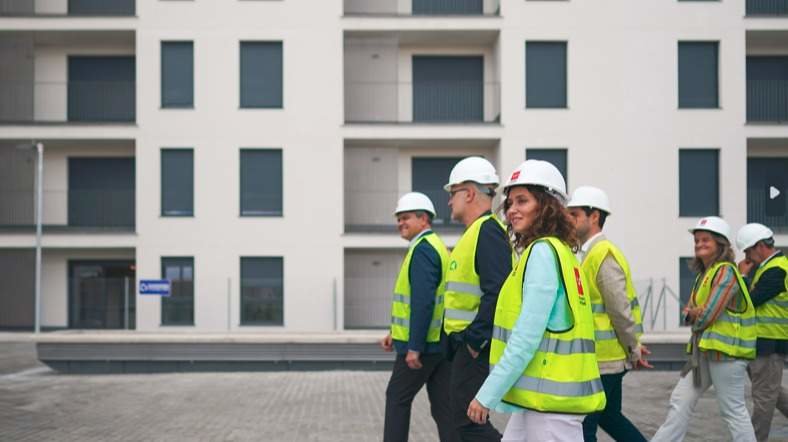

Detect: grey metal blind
161,257,194,326
679,149,719,216
240,41,283,108
161,41,194,108
412,56,484,122
68,158,135,228
161,149,194,216
68,0,135,15
525,148,568,184
747,157,788,228
678,42,718,108
68,56,135,122
746,56,788,122
241,257,283,326
526,42,567,108
412,157,463,227
412,0,483,15
240,149,283,216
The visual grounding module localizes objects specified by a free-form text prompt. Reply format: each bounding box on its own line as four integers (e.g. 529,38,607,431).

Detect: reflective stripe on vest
752,255,788,340
581,239,644,363
489,237,606,414
390,233,450,343
443,214,508,334
689,262,757,360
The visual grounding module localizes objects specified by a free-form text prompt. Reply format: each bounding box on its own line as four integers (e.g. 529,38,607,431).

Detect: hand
380,334,393,352
682,306,702,324
467,344,479,359
405,350,422,369
467,399,489,425
738,259,755,276
633,344,654,370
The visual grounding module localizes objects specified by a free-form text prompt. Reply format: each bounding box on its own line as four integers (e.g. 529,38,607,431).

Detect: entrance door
69,260,135,329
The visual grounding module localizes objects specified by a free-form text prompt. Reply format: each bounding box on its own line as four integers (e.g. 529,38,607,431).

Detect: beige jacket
580,233,642,375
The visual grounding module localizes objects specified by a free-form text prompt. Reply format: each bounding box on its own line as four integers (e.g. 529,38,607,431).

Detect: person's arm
749,267,787,308
692,265,740,332
596,254,641,361
407,240,442,354
465,219,512,353
474,242,561,410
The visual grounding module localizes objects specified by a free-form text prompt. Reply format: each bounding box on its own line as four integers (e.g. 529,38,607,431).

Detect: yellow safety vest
443,214,507,334
391,233,450,343
688,262,757,360
581,240,644,362
490,237,606,414
751,255,788,340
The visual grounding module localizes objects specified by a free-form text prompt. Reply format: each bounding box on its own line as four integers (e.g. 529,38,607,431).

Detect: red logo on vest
574,267,584,295
510,170,520,181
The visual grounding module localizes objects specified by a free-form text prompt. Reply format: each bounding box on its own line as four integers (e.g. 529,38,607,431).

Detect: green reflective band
513,375,604,398
702,331,756,349
445,308,477,322
492,325,511,343
716,312,756,327
446,281,484,297
770,299,788,308
756,316,788,326
590,298,640,314
430,319,442,329
595,330,618,341
392,293,409,304
539,337,596,355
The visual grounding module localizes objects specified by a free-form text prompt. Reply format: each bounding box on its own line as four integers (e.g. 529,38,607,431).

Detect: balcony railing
345,81,500,124
748,186,788,232
747,79,788,122
746,0,788,16
0,189,135,231
344,0,500,16
0,81,136,124
0,0,135,16
344,189,464,233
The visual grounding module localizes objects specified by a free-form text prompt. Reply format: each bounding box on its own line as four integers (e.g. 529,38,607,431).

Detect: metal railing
0,0,135,16
635,278,682,332
747,79,788,123
746,0,788,16
344,190,465,233
69,276,135,330
344,0,500,16
0,81,136,124
748,187,788,231
345,81,501,124
0,189,135,230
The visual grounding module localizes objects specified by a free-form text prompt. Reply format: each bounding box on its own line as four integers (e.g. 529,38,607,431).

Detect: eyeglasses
449,188,469,199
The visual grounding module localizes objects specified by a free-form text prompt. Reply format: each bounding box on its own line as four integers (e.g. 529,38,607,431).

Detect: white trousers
501,409,584,442
651,358,756,442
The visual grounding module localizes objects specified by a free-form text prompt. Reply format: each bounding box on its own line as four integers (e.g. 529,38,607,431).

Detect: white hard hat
689,216,731,242
394,192,436,217
443,156,499,192
736,223,774,251
503,160,568,202
567,186,612,214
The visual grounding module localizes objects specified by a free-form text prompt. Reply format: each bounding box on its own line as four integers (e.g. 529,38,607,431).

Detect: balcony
747,56,788,123
0,0,135,17
344,0,500,16
747,140,788,231
747,0,788,17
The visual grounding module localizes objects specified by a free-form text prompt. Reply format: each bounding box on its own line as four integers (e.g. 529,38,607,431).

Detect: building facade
0,0,786,333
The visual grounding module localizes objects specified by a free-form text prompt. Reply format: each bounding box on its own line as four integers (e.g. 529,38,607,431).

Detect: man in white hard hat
567,186,651,442
380,192,455,442
736,223,788,442
443,156,510,441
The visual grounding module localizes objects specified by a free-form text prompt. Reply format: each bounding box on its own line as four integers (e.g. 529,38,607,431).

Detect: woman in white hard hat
651,217,757,442
466,160,605,442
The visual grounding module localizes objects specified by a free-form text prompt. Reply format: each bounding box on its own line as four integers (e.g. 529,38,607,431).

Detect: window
525,148,568,184
240,41,283,108
748,157,788,229
679,149,719,216
412,56,484,122
161,149,194,216
526,41,567,108
241,257,283,325
68,158,135,228
161,257,194,326
68,56,135,122
747,57,788,122
678,42,718,108
240,149,283,216
678,257,694,326
161,41,194,108
412,157,464,227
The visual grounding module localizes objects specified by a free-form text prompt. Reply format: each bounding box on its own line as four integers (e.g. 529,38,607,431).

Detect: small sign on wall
139,279,171,296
